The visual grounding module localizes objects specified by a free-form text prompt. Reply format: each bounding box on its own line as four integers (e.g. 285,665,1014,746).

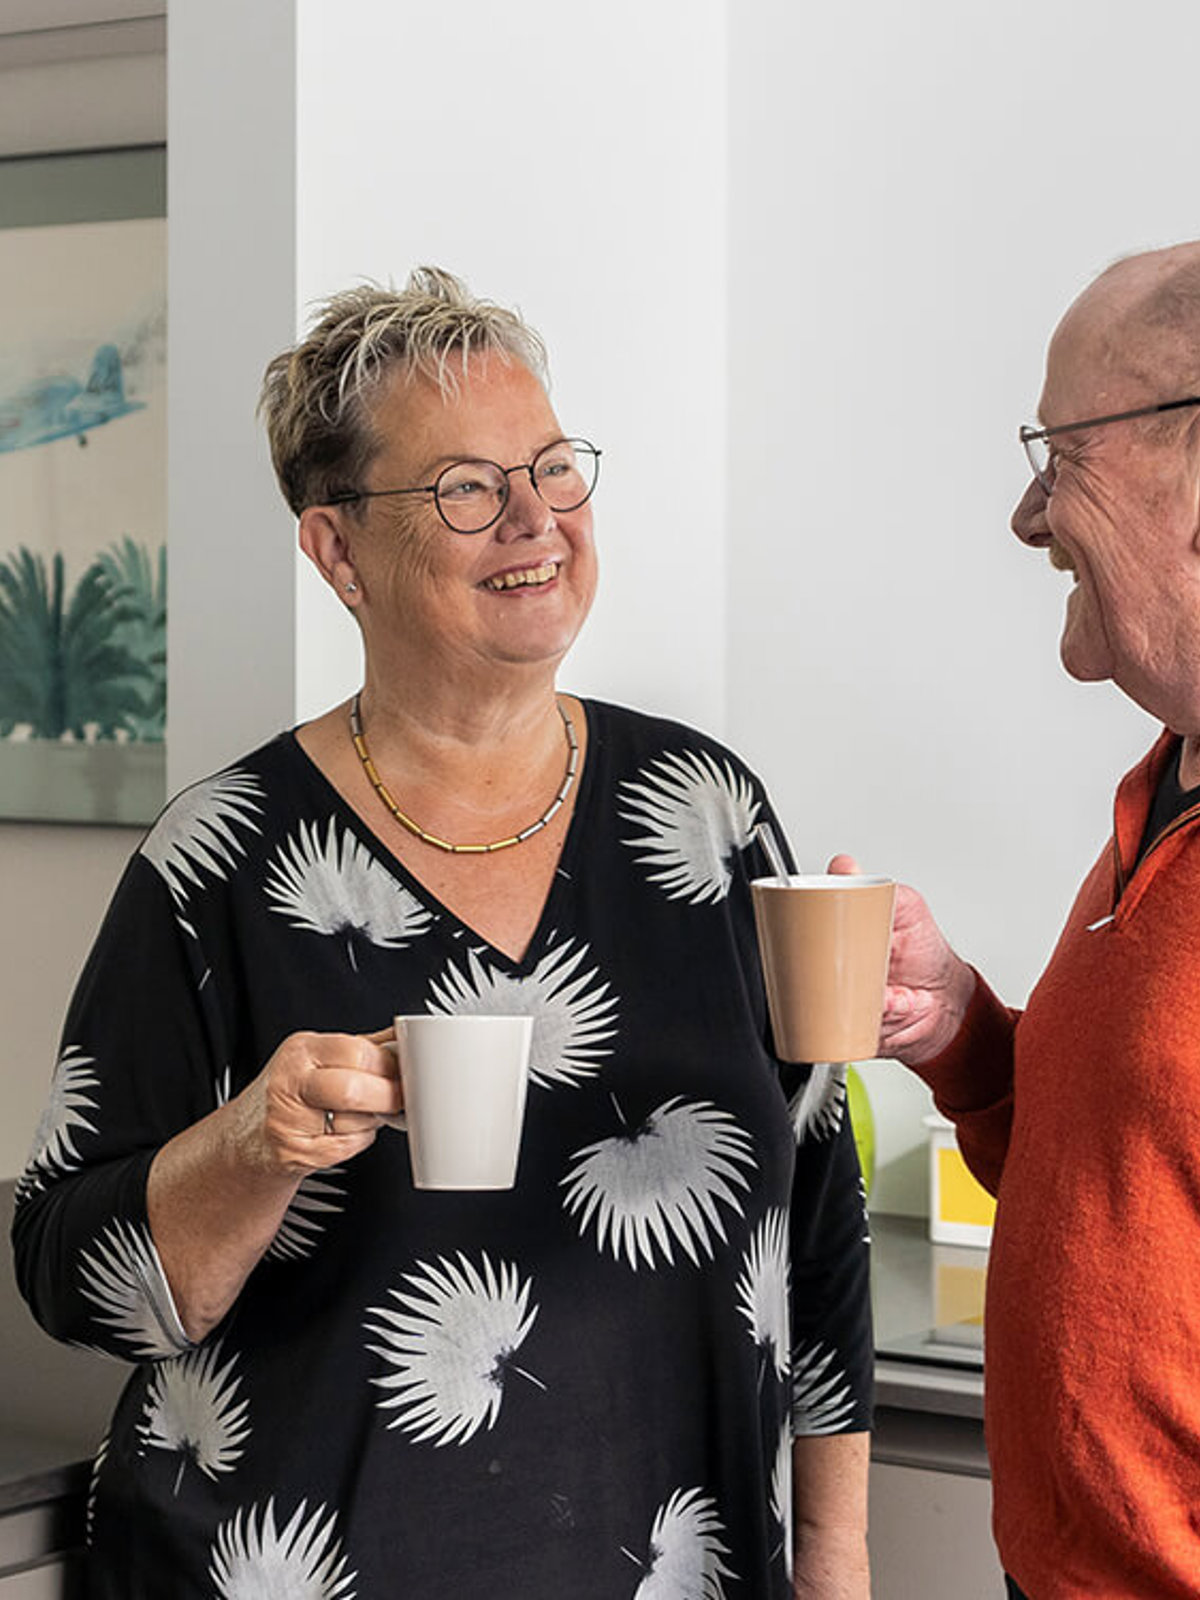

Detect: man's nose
1011,477,1052,547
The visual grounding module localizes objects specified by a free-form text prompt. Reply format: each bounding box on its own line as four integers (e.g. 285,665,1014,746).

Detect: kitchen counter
870,1211,989,1478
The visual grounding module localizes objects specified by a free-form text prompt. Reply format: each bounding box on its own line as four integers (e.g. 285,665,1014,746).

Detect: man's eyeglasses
1019,396,1200,494
325,437,601,534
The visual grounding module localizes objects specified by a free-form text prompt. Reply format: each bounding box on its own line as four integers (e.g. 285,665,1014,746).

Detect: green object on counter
846,1064,875,1197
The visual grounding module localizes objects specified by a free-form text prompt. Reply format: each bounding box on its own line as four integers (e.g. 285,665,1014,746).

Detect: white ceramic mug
386,1014,534,1191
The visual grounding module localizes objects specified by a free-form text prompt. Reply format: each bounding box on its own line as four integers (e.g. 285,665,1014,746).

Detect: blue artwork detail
0,344,144,454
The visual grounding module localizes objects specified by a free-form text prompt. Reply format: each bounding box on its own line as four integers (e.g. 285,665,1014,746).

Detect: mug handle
378,1039,406,1131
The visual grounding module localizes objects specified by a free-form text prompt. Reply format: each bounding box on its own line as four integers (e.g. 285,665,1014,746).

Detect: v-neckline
284,698,599,976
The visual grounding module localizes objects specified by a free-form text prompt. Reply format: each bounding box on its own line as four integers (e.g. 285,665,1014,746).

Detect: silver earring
345,581,359,594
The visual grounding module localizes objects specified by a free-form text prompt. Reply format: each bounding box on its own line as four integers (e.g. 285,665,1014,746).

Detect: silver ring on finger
323,1108,336,1137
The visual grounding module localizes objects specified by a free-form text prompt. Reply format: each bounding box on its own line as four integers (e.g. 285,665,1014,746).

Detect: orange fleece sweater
920,729,1200,1599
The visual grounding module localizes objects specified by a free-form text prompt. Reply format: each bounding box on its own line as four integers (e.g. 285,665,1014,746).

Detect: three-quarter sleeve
11,855,220,1361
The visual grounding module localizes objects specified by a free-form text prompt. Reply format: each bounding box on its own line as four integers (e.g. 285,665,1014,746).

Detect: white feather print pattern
365,1253,541,1446
266,1170,347,1262
562,1097,756,1271
788,1063,847,1144
140,1338,250,1492
86,1432,109,1547
16,1045,99,1200
209,1498,356,1600
624,1487,737,1600
427,938,617,1089
619,748,760,904
141,768,264,934
791,1341,857,1436
265,817,433,967
771,1424,793,1578
735,1208,790,1381
78,1219,190,1359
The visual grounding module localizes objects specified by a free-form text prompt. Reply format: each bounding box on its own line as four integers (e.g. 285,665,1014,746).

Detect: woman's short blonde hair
260,266,549,515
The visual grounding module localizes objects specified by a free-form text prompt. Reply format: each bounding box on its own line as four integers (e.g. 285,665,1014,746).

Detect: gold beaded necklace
349,694,579,854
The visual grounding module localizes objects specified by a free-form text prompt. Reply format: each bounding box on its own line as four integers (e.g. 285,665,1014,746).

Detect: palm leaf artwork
15,1044,99,1203
621,1487,737,1600
427,937,618,1089
791,1341,857,1437
266,1170,348,1262
770,1424,793,1578
141,767,264,937
561,1097,757,1271
789,1063,847,1144
0,546,151,738
93,537,166,739
77,1218,189,1360
364,1253,542,1447
140,1338,250,1493
265,817,433,969
209,1498,357,1600
735,1208,790,1383
618,749,760,905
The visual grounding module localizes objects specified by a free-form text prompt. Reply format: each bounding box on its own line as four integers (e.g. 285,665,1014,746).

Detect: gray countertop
869,1212,989,1477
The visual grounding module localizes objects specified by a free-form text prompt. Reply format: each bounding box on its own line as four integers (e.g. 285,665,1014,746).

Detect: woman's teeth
484,561,559,592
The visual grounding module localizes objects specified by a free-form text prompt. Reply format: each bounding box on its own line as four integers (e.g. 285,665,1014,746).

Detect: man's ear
299,506,361,602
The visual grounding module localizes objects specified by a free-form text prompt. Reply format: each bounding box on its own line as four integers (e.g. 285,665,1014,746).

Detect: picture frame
0,143,166,825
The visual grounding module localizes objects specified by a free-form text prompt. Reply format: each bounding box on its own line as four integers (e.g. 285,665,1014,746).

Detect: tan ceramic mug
751,874,896,1062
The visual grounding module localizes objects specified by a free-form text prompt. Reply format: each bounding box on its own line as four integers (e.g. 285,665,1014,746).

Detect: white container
924,1113,995,1248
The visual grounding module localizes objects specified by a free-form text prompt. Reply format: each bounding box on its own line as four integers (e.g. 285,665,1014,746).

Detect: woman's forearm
792,1432,871,1598
147,1030,401,1341
147,1103,302,1342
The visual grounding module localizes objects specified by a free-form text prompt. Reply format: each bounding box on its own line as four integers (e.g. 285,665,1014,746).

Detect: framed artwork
0,145,166,825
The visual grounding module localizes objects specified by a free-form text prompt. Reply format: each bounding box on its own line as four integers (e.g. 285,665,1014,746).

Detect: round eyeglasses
326,437,601,534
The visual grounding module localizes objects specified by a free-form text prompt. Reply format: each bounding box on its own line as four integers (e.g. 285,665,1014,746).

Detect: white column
167,0,301,791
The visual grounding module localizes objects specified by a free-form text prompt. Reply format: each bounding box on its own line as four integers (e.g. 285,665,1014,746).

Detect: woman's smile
481,559,561,593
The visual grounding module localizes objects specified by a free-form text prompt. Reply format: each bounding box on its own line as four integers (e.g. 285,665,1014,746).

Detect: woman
13,269,871,1597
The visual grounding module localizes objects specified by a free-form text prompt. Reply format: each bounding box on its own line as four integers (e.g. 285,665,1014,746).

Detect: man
867,242,1200,1598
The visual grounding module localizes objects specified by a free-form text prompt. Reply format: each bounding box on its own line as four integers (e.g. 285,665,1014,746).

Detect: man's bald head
1069,242,1200,405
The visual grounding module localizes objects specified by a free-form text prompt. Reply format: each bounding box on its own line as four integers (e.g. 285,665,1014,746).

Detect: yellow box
925,1114,995,1247
931,1256,986,1329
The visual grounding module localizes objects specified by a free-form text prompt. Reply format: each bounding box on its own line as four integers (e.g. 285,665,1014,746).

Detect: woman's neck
352,670,573,822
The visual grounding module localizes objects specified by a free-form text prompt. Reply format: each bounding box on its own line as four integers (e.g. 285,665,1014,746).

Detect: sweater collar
1114,727,1184,892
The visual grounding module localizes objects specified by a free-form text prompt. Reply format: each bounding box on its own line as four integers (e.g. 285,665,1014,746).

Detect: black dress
12,699,872,1599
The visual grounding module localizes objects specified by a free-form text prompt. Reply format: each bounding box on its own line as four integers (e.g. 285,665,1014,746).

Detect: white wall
167,0,728,770
292,0,729,730
727,0,1198,1210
